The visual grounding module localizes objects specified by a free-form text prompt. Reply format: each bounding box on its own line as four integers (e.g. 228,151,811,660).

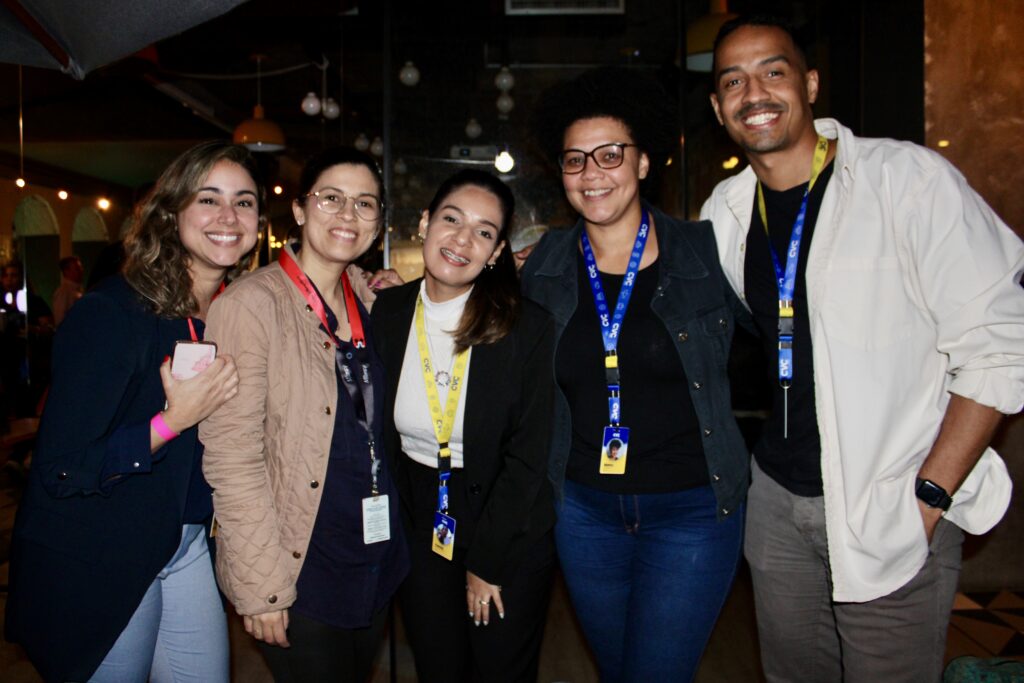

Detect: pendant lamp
234,56,286,152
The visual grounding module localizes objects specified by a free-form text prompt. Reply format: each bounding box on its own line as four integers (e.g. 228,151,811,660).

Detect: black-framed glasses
304,189,383,221
558,143,636,174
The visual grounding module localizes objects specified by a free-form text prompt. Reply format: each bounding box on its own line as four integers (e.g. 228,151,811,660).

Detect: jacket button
292,551,302,559
692,381,702,390
712,473,721,482
305,304,313,312
322,340,331,350
310,480,319,489
268,594,278,604
719,318,727,328
57,471,69,480
722,508,730,516
469,484,482,495
324,406,331,415
678,331,688,342
703,428,713,437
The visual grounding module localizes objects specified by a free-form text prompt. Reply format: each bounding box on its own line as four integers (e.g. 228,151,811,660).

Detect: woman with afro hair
522,67,751,682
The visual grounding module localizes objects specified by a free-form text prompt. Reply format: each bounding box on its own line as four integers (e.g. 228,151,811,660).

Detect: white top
395,281,472,469
701,118,1024,602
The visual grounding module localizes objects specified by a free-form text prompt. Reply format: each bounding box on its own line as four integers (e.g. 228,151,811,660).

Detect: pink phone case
171,341,217,380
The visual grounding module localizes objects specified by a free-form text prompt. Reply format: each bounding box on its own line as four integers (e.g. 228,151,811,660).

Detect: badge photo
431,511,456,561
170,341,217,380
600,426,629,475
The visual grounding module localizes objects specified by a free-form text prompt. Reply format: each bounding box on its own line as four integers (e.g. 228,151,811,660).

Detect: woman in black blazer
371,170,556,683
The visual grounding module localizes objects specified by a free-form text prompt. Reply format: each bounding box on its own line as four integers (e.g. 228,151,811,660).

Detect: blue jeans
89,524,228,683
555,480,744,683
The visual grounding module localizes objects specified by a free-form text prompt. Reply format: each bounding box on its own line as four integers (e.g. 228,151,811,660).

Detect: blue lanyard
756,134,829,387
580,208,650,426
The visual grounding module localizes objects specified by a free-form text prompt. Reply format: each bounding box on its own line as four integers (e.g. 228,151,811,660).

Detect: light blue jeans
88,524,228,683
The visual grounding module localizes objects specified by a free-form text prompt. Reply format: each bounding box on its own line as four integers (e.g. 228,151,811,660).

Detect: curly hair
123,141,267,318
532,66,679,185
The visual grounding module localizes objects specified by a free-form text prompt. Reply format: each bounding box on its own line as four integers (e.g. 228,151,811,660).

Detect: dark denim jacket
521,204,750,520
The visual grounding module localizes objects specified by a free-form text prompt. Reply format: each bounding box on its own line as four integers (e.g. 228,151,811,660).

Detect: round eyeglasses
304,189,383,221
558,143,636,174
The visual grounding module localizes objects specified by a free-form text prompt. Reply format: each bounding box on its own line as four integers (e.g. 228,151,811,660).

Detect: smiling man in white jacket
700,15,1024,683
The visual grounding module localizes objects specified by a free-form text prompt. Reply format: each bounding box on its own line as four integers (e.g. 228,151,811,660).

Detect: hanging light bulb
15,178,26,188
496,93,514,115
465,118,482,140
395,158,408,175
301,92,322,116
323,98,340,120
370,136,384,157
399,61,420,87
494,66,515,92
354,133,370,151
494,149,515,174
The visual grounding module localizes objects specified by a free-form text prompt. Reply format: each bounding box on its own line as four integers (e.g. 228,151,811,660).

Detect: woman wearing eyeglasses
201,147,408,683
522,67,750,682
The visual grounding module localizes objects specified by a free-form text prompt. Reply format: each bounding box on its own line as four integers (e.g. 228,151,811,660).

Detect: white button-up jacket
701,118,1024,602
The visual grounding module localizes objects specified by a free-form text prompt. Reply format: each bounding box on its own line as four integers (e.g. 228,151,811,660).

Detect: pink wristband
151,412,179,440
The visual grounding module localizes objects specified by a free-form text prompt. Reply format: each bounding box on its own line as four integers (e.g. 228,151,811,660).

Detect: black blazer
5,276,207,683
371,280,556,584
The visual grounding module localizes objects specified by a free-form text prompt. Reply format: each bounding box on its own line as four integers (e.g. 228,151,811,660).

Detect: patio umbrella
0,0,248,79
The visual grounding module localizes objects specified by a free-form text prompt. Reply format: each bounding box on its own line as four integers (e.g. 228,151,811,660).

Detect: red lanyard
278,247,365,348
186,282,226,342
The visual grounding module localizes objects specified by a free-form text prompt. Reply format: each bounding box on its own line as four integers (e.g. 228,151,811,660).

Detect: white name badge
362,495,391,544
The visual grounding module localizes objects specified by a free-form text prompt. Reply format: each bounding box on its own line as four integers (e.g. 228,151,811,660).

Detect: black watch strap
915,478,953,511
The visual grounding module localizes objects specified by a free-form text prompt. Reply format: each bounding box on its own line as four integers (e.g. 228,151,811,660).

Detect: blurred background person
52,255,84,325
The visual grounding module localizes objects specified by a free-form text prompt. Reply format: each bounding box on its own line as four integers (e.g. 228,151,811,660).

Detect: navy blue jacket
5,275,211,682
521,204,750,520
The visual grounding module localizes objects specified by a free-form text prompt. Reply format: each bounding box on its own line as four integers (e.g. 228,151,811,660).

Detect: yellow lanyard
756,134,830,235
414,295,470,465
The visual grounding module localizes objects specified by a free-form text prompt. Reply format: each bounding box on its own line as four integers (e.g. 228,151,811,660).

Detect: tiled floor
0,460,1020,682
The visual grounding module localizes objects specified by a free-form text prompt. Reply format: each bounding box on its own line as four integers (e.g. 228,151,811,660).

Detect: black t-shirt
556,253,708,494
744,161,834,497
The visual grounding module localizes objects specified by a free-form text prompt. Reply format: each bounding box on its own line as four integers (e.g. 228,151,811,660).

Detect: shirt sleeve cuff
99,420,158,486
949,367,1024,415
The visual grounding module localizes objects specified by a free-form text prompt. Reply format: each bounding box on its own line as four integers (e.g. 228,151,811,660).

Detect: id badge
431,511,456,561
362,495,391,544
599,426,629,475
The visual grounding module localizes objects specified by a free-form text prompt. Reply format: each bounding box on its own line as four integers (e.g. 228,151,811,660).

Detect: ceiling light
234,56,285,152
937,139,950,148
399,61,420,87
496,93,514,116
301,92,321,116
355,133,370,151
494,150,515,174
273,185,284,195
97,198,111,210
57,190,68,200
465,118,482,140
322,98,340,120
494,66,515,92
722,156,740,170
370,136,384,157
15,178,26,188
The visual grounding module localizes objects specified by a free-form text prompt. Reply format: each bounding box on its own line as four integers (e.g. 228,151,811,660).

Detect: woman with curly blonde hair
6,140,264,683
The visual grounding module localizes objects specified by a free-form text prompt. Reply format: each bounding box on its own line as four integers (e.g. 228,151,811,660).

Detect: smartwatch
915,478,953,511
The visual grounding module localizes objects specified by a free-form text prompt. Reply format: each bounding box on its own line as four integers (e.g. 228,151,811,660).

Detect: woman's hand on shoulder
244,609,290,647
159,354,240,433
466,570,504,627
367,268,404,292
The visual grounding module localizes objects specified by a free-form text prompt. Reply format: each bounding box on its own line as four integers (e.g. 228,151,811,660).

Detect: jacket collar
531,202,707,282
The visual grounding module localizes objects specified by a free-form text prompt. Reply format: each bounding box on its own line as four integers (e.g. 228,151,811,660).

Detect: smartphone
171,341,217,381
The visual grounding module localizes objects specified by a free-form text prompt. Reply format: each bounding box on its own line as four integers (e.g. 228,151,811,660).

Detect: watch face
916,479,952,511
